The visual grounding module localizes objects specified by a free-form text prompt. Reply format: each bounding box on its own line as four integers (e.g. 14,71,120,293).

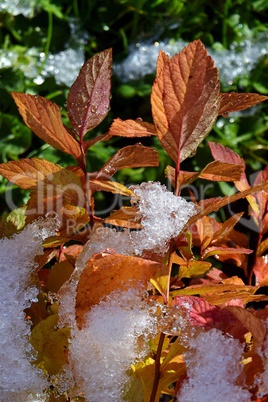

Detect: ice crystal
177,329,251,402
69,288,157,402
0,217,58,397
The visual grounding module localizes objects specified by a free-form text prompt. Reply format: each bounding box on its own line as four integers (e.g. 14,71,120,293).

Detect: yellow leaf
178,261,212,279
30,315,70,376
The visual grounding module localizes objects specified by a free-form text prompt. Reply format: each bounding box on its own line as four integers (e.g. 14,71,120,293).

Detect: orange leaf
166,161,243,189
151,40,220,164
219,92,268,116
67,49,112,138
202,246,252,260
11,92,81,160
104,206,142,229
26,169,85,223
108,118,157,138
89,179,134,196
75,252,167,328
97,143,159,178
0,158,62,189
187,179,268,227
211,212,244,243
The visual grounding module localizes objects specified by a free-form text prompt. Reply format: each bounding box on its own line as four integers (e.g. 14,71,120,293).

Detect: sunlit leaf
89,179,134,196
0,158,62,189
178,261,212,279
166,160,244,188
97,143,159,178
219,92,268,116
67,49,112,138
187,179,268,227
211,212,244,243
202,246,252,260
151,40,220,164
75,252,167,328
26,169,85,224
108,118,157,138
11,93,81,160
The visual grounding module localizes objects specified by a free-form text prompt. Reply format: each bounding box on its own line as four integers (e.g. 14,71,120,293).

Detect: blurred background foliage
0,0,268,216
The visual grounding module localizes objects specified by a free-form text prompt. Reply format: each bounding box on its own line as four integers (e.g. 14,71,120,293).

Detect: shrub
0,40,268,401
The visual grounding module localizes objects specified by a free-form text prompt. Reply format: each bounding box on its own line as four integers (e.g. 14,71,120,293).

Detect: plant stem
222,0,230,49
149,331,166,402
248,225,262,285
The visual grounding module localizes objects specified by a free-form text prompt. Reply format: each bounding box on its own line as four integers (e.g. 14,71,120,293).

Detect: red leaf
11,93,82,160
108,118,157,138
209,141,245,166
219,92,268,116
151,40,220,164
67,49,112,138
253,256,268,286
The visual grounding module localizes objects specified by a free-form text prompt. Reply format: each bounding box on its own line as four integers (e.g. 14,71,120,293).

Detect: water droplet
222,111,229,118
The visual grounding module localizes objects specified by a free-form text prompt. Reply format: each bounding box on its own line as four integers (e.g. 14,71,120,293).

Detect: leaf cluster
1,40,268,400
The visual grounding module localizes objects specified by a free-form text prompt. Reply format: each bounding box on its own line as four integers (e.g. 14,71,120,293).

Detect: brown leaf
46,260,75,292
219,92,268,116
108,118,157,138
67,49,112,138
223,306,266,346
0,158,62,189
11,93,81,160
97,144,159,178
199,161,244,181
75,252,167,328
151,40,220,164
89,179,134,196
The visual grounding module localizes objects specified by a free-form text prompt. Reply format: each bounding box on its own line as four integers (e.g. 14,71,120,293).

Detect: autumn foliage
1,40,268,401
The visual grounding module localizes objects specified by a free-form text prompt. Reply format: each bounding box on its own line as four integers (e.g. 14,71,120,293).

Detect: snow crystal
177,329,251,402
68,288,157,402
114,32,268,88
0,217,58,397
0,20,87,87
0,0,37,17
81,182,197,258
130,182,197,255
59,182,196,327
